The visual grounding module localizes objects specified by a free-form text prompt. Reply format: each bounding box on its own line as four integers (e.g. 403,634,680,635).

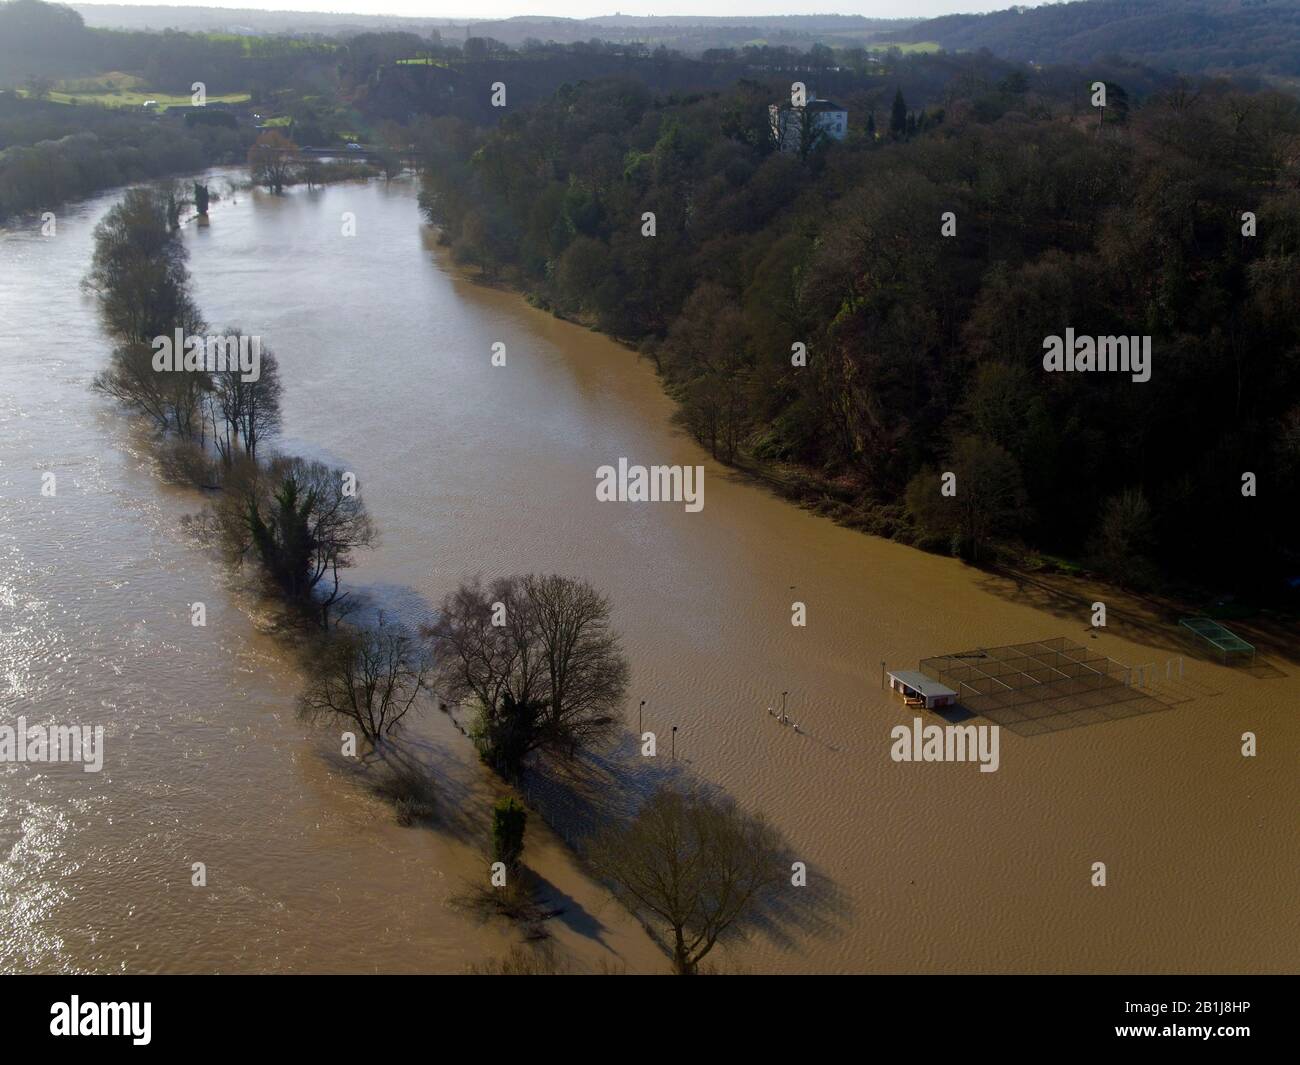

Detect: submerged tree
589,786,786,975
472,691,548,781
492,796,527,873
204,334,282,465
244,457,377,626
425,573,628,777
87,185,208,439
85,185,202,345
297,616,430,744
248,130,298,194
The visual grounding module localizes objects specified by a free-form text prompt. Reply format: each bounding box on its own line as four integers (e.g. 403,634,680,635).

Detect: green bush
492,796,527,871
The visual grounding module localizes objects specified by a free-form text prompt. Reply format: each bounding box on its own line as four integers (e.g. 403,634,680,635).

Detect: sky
75,1,1046,21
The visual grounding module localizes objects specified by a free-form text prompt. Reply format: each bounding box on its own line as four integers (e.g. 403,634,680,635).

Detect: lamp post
639,699,645,736
671,725,677,760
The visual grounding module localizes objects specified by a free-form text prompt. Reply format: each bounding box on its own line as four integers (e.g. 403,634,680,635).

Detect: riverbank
457,248,1300,642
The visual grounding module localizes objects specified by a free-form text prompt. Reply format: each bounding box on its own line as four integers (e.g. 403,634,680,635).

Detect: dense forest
419,69,1300,600
890,0,1300,80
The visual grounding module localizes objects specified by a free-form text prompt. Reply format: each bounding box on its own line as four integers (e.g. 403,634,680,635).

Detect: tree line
888,0,1300,80
0,93,251,222
0,0,339,95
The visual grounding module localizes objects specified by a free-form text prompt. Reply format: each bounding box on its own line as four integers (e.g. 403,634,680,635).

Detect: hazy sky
78,1,1044,20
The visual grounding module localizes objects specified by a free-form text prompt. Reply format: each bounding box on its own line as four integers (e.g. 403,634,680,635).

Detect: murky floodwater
1,172,1296,973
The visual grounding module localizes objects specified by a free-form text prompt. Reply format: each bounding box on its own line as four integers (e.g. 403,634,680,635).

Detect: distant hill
886,0,1300,80
71,5,913,51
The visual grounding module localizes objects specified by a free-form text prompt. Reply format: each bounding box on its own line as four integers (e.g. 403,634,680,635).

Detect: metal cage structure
919,637,1140,718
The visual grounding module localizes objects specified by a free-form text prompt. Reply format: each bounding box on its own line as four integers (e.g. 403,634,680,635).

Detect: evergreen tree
248,474,316,600
492,797,527,872
889,87,908,138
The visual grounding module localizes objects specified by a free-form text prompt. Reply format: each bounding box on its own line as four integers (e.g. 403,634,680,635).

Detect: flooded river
1,172,1295,972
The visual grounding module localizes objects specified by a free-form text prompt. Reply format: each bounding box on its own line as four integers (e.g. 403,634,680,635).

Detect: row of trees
420,66,1300,597
889,0,1300,79
88,187,282,458
86,184,373,632
247,130,400,194
0,0,339,95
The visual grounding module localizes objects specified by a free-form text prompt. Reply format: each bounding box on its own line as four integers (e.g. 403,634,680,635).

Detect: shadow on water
311,579,851,963
972,688,1181,739
518,731,851,965
308,580,486,845
976,566,1300,670
527,871,621,955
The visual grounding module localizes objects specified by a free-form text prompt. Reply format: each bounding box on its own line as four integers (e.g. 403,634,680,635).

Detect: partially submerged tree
492,796,527,873
87,187,209,440
472,691,548,781
425,573,628,777
85,185,202,345
243,456,377,626
248,130,298,194
297,616,430,744
204,335,282,465
93,341,199,437
589,786,786,975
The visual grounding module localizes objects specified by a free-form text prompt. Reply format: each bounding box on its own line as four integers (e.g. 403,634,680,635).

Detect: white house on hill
769,95,849,153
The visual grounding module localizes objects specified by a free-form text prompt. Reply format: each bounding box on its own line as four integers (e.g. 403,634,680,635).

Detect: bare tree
425,573,628,776
93,341,210,442
589,786,786,975
425,575,544,711
298,616,431,744
205,334,282,465
92,342,177,433
248,130,298,194
523,573,628,756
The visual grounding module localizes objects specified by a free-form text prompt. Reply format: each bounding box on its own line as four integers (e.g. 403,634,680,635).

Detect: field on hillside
24,72,250,109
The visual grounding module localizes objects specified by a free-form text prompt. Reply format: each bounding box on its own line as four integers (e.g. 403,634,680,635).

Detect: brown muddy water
1,172,1295,973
